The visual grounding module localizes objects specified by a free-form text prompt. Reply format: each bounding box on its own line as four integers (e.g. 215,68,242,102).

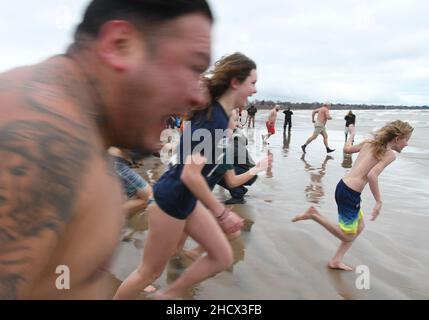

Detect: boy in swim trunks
293,121,413,270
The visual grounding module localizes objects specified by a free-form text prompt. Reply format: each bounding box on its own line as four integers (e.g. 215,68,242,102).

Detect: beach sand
107,110,429,299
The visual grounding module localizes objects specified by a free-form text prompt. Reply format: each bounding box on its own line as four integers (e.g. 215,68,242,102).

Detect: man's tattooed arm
0,120,90,299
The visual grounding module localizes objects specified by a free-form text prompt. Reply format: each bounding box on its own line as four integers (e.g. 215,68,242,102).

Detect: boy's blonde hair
369,120,414,160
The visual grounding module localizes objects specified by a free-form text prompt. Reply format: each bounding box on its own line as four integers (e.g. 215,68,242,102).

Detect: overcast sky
1,0,428,106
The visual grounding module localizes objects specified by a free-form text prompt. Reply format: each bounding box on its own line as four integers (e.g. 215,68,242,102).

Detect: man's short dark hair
75,0,213,38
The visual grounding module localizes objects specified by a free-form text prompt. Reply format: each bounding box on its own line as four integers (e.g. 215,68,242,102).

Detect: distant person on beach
262,105,280,144
293,120,413,270
301,102,335,154
283,107,293,132
109,147,157,294
247,105,257,128
0,0,213,299
344,110,356,142
114,53,257,300
108,147,153,217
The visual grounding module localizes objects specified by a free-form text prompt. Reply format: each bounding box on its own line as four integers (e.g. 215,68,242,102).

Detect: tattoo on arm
0,120,90,298
0,274,24,300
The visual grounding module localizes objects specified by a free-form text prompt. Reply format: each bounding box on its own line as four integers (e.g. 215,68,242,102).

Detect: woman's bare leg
157,202,233,299
173,233,190,257
113,203,186,299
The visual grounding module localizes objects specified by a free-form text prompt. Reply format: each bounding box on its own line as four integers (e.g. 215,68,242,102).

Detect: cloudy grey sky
1,0,428,106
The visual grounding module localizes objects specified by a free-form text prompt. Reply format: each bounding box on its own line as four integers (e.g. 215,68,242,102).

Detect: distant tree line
250,99,429,110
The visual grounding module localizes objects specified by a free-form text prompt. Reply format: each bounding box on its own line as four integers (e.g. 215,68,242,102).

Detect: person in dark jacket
344,110,356,142
283,107,293,132
247,105,257,128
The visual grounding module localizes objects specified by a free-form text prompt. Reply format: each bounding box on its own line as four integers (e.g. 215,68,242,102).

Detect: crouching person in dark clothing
218,126,259,204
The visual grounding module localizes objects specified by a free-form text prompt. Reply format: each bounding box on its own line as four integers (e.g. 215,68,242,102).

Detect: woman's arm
181,154,224,216
180,154,243,233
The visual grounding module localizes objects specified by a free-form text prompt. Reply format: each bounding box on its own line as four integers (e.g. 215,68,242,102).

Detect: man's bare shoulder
0,61,94,217
321,107,329,114
0,66,30,88
0,58,110,210
1,56,101,131
0,58,110,299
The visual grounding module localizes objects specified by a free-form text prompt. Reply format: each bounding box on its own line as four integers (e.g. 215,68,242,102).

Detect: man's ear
96,20,145,72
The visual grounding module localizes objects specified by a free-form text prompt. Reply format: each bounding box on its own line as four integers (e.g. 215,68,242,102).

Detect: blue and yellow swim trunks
335,179,363,234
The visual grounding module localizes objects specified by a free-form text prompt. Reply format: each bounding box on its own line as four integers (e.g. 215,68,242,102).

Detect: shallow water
109,110,429,299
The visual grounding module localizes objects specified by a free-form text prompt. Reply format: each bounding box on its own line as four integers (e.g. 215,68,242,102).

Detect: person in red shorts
262,105,280,144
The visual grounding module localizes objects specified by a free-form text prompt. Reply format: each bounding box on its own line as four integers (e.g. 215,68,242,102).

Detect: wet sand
108,110,429,299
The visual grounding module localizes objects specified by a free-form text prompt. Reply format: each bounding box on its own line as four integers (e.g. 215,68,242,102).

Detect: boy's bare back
343,141,396,193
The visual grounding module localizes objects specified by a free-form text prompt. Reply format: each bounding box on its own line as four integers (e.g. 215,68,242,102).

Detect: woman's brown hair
189,52,256,122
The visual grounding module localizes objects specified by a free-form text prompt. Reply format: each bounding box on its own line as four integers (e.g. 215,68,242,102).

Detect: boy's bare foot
291,206,317,222
327,260,354,271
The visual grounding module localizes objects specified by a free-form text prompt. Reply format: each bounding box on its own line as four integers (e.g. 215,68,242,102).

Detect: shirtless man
262,105,279,144
301,102,335,153
0,0,213,299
